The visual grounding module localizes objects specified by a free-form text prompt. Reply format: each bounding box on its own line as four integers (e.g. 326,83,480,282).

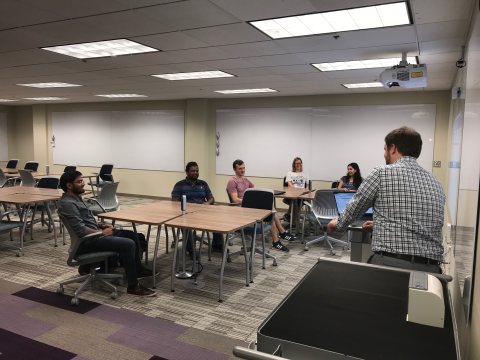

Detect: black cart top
259,260,457,360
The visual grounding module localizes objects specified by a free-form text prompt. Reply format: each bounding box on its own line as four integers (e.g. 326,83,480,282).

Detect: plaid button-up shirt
336,156,445,261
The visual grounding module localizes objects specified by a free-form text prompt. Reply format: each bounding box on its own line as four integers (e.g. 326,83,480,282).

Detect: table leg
171,228,179,292
206,232,212,261
131,223,142,263
18,204,28,257
145,225,151,265
165,225,169,254
152,225,161,289
261,222,266,269
175,228,193,279
184,229,205,289
219,232,231,302
301,205,306,244
250,223,257,283
45,201,57,247
240,229,250,288
289,199,294,234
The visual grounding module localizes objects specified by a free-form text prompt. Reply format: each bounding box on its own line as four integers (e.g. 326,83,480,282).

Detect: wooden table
165,205,271,302
267,186,312,235
0,188,61,256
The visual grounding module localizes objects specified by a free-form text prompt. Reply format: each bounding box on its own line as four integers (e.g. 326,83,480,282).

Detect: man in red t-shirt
227,159,296,252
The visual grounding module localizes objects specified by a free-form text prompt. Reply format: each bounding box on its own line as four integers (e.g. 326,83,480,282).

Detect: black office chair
6,159,19,169
64,166,77,172
331,181,339,189
28,176,60,241
88,164,114,196
283,176,288,187
24,161,39,172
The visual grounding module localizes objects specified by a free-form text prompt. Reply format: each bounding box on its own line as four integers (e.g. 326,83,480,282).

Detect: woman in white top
283,157,309,225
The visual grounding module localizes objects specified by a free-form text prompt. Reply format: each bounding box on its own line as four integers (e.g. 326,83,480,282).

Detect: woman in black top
337,162,363,192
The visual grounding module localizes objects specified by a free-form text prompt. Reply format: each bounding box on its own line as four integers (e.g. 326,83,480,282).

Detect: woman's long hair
345,162,362,189
291,157,303,172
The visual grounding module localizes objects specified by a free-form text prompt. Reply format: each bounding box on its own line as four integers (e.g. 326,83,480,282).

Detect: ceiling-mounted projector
379,55,427,89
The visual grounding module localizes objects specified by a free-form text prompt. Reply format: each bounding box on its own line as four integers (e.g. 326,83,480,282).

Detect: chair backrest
226,189,234,203
242,188,275,223
97,182,119,209
312,189,340,219
58,214,83,266
6,159,18,169
37,176,60,189
331,181,339,189
64,165,77,172
24,161,39,172
99,164,114,182
283,176,288,187
19,170,36,187
0,169,7,187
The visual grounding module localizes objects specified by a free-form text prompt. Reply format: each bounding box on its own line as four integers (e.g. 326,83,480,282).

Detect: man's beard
73,186,85,195
385,153,391,165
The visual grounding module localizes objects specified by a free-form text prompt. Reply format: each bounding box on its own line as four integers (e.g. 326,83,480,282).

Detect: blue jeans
78,229,143,287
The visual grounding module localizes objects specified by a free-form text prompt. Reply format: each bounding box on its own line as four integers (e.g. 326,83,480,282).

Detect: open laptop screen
334,192,373,215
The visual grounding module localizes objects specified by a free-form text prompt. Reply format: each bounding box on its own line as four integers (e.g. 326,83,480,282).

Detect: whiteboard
216,108,313,178
459,103,480,190
0,113,7,161
310,104,436,181
52,110,184,171
216,105,436,181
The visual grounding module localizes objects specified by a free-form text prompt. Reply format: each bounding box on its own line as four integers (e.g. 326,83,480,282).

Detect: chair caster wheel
304,247,309,251
71,298,79,306
273,261,278,266
117,279,124,286
57,287,64,294
330,250,336,255
111,292,119,300
17,251,24,257
343,245,349,251
227,257,232,263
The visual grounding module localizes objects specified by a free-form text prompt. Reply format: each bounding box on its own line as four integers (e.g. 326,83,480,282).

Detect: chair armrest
1,210,20,219
85,197,106,213
3,177,19,187
103,174,114,182
79,232,104,241
303,201,313,211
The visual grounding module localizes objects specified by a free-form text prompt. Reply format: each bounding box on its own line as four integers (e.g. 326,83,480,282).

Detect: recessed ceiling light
41,39,158,59
342,82,384,88
17,82,82,88
313,57,417,71
215,88,278,94
0,99,18,102
95,94,148,98
250,2,411,39
152,71,234,81
23,97,68,100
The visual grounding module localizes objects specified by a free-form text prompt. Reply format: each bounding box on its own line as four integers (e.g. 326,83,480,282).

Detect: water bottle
46,165,49,175
181,195,187,215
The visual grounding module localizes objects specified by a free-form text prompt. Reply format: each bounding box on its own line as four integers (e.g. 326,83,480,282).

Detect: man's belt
375,251,439,265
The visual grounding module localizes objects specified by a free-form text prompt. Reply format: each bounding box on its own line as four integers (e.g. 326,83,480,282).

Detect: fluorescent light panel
23,97,68,100
17,82,82,88
215,88,278,94
313,56,417,71
0,99,18,102
96,94,148,98
42,39,158,59
152,71,234,81
250,2,410,39
342,82,383,88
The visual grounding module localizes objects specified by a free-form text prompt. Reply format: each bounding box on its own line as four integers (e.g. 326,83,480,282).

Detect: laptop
334,192,372,227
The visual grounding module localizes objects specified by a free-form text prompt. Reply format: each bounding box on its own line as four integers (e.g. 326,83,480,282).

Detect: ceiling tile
0,28,64,52
198,58,258,70
210,0,317,21
132,32,210,51
0,64,77,79
136,0,240,30
419,51,461,64
27,19,116,44
245,54,307,67
0,49,69,69
419,38,464,55
266,65,318,75
160,62,217,72
0,0,63,29
412,0,472,24
309,0,393,12
416,20,468,42
185,23,269,46
78,10,175,38
112,0,184,7
20,0,128,18
170,47,237,61
321,69,383,79
218,41,288,57
226,68,276,77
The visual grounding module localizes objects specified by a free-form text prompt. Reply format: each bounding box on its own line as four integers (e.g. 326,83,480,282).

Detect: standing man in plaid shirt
328,127,445,273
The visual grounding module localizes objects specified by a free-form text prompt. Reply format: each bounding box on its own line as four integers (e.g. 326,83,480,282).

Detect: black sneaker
280,231,297,242
272,241,290,252
136,268,159,279
282,214,291,223
127,284,156,297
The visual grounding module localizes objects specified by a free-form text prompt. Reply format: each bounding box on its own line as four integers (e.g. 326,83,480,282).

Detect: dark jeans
184,231,223,252
78,229,144,287
368,253,442,274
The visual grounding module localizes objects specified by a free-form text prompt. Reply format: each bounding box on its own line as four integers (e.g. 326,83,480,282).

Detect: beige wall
3,91,451,208
0,105,15,168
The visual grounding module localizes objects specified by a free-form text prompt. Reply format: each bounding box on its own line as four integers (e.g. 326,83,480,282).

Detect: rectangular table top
200,204,271,222
298,189,317,200
0,191,61,204
267,186,310,199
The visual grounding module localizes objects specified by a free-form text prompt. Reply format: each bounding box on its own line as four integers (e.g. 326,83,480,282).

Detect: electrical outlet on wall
433,160,441,168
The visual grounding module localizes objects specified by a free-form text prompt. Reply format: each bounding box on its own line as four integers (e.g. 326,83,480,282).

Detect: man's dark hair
385,126,422,158
185,161,198,172
233,159,244,170
60,171,83,192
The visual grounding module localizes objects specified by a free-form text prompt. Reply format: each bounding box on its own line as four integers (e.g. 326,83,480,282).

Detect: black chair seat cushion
74,251,118,262
0,221,24,231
